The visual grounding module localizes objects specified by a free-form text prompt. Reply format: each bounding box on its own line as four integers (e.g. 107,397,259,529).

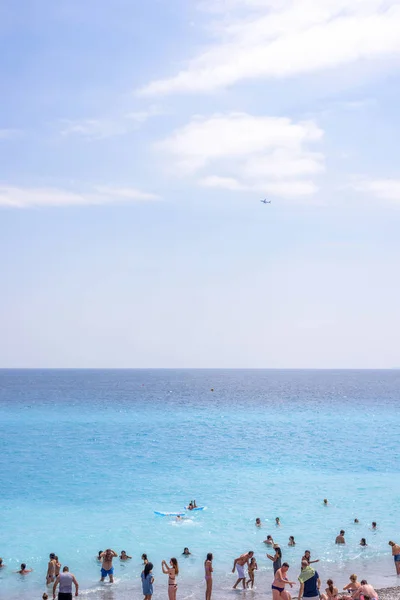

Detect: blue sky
1,0,400,367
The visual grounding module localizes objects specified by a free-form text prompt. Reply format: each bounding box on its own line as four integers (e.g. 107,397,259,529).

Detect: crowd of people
2,501,400,600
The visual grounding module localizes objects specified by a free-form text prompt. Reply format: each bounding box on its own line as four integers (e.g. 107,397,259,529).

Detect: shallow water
0,369,399,599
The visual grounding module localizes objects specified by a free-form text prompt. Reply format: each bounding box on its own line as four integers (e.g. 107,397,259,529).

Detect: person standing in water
204,553,213,600
289,537,296,547
162,558,179,600
16,563,33,575
323,499,328,506
264,535,275,545
141,562,154,600
267,546,282,574
232,551,254,589
272,562,296,600
255,518,262,527
389,541,400,575
335,531,346,544
276,517,281,526
52,566,79,599
100,549,118,583
360,539,367,547
46,554,57,585
247,557,258,589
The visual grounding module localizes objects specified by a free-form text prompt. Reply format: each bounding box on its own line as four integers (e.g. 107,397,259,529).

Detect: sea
0,369,400,600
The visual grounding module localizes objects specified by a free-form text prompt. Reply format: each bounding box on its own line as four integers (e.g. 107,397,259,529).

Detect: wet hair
206,553,213,561
0,558,2,565
372,522,376,527
361,580,368,585
327,579,334,595
98,551,103,557
49,553,55,560
276,517,280,521
289,536,295,541
144,562,153,577
121,550,126,554
142,553,148,560
21,563,26,570
360,538,366,545
354,519,359,523
350,574,357,581
256,518,261,522
282,562,289,568
63,566,69,572
324,499,328,503
275,547,282,558
267,535,273,540
340,530,345,535
170,557,179,575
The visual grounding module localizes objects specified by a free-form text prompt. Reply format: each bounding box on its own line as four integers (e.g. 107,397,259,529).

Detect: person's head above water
21,563,26,570
354,519,359,523
275,517,280,523
323,499,328,504
256,518,261,524
372,522,377,528
360,538,367,545
98,550,102,557
289,536,295,542
183,548,190,555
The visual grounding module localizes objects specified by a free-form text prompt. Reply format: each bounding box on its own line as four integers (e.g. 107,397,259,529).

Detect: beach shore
377,586,400,600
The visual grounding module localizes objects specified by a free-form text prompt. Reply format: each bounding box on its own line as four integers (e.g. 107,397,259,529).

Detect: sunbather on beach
232,551,254,589
343,574,360,593
352,580,378,600
321,579,341,600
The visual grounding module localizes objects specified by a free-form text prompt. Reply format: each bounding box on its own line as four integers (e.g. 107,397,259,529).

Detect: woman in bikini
162,558,179,600
343,574,361,593
204,553,213,600
271,562,296,600
321,579,341,600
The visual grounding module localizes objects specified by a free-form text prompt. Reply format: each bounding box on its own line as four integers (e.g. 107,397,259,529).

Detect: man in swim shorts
232,551,254,589
100,549,118,583
46,553,57,585
389,541,400,575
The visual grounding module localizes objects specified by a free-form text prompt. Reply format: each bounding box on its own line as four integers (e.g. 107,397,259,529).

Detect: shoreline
376,587,400,600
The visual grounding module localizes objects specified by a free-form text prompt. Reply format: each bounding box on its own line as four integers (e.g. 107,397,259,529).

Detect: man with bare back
100,549,118,583
232,551,254,589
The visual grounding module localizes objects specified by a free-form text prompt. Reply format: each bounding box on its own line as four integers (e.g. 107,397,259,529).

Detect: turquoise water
1,369,400,600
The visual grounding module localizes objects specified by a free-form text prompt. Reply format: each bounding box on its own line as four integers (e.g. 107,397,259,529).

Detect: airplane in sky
260,199,272,204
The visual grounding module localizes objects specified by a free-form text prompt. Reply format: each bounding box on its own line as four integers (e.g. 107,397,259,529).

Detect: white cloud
157,112,323,199
0,185,159,208
351,178,400,203
61,105,162,139
139,0,400,96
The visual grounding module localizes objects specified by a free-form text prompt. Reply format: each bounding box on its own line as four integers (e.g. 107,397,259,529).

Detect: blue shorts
101,567,114,577
394,555,400,562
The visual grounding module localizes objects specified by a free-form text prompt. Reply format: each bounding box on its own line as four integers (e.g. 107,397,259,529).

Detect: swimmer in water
323,499,328,505
371,522,377,530
354,519,359,524
204,553,213,600
16,563,33,575
288,536,296,546
264,535,275,545
275,517,281,526
120,551,132,560
247,557,258,589
97,551,103,562
255,518,262,527
0,558,5,568
360,538,367,547
182,548,191,556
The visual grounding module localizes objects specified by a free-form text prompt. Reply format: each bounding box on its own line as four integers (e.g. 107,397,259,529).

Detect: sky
1,0,400,368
